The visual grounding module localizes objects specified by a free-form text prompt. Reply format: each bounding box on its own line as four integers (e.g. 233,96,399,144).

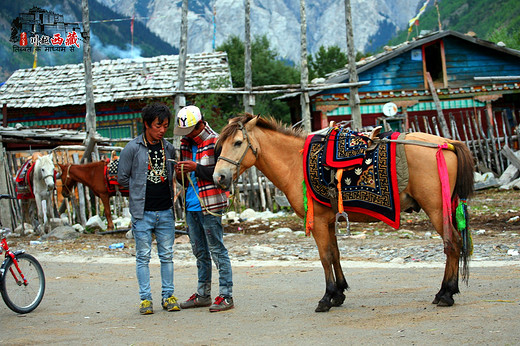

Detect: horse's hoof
331,293,345,307
315,301,331,312
433,294,454,306
437,297,454,307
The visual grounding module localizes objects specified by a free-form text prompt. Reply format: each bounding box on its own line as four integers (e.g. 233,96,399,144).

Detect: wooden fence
2,109,519,230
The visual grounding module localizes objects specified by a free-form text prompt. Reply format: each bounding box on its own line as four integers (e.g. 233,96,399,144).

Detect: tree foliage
308,45,348,80
216,35,299,125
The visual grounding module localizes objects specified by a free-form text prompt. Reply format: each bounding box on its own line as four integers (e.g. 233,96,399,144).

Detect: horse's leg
100,194,114,231
33,194,45,235
427,207,462,306
405,141,462,307
328,223,349,307
312,214,339,312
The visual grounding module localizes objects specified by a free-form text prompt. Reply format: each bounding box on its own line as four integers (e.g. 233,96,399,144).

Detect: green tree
217,35,299,124
308,45,348,80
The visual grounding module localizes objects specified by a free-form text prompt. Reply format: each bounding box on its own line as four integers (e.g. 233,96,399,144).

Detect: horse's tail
451,140,475,283
451,141,475,200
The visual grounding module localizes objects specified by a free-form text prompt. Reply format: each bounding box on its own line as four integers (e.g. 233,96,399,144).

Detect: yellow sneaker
139,299,153,315
162,295,181,311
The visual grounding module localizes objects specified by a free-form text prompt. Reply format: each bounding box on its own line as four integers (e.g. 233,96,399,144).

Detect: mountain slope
95,0,423,63
388,0,520,49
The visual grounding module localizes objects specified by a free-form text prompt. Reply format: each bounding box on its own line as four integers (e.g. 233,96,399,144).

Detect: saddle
303,126,401,233
104,158,129,194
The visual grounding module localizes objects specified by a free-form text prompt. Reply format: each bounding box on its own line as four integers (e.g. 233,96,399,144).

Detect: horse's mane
36,154,53,166
59,160,105,168
218,113,305,147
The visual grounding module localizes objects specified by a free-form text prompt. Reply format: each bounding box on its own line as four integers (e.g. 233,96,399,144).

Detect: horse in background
57,160,128,231
15,153,57,234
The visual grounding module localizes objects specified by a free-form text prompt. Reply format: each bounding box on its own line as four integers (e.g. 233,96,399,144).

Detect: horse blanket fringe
303,131,401,229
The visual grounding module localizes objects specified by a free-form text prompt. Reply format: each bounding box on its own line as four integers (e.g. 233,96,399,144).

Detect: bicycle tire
1,253,45,313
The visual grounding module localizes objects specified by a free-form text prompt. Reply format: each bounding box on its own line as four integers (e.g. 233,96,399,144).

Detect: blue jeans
186,211,233,297
132,209,175,301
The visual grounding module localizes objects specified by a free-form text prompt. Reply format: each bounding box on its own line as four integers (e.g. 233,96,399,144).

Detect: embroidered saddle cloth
324,128,370,168
15,159,35,199
303,131,401,229
104,159,129,194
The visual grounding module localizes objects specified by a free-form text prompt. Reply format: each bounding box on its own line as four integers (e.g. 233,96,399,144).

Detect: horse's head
213,114,261,190
34,154,55,192
57,163,76,197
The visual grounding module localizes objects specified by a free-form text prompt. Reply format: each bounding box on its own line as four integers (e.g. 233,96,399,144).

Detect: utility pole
344,0,362,130
244,0,253,114
175,0,188,117
300,0,311,132
81,0,97,162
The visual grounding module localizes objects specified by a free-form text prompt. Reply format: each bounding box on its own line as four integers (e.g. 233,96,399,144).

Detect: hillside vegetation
387,0,520,50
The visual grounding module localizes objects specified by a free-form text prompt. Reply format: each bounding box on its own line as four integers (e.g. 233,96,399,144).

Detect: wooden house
283,31,520,138
0,52,232,139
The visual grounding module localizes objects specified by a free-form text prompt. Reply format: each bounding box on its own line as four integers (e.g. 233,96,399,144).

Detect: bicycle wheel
1,253,45,313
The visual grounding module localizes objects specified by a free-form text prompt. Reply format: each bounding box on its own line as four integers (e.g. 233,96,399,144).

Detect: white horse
32,154,56,234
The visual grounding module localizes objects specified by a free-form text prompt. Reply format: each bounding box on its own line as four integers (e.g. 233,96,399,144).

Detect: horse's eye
233,140,243,147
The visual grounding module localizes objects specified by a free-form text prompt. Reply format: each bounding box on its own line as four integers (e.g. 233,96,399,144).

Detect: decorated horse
213,114,475,312
57,160,128,231
15,153,57,234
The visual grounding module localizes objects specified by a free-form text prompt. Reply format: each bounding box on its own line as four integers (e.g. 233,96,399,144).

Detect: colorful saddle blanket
303,131,401,229
324,128,370,168
15,159,35,199
104,159,129,194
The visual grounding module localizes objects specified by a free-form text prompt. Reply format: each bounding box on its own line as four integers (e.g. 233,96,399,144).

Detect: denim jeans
132,209,175,301
186,211,233,297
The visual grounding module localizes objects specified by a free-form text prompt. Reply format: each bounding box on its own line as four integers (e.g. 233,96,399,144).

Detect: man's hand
175,161,197,174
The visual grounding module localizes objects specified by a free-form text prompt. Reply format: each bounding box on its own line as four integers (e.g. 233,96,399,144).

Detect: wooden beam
426,72,451,138
500,145,520,171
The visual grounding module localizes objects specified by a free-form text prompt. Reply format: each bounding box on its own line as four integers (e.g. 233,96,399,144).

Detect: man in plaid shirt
174,105,234,312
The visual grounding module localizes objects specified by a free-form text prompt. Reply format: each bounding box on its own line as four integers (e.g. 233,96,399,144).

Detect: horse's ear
245,115,260,131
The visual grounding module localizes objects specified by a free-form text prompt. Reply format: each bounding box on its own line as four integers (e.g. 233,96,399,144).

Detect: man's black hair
142,102,172,127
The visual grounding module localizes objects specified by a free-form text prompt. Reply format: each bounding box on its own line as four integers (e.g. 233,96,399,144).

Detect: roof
0,52,232,108
0,125,110,145
278,30,520,100
326,30,520,84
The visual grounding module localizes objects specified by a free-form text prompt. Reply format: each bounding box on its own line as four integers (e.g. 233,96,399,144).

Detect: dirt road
1,257,519,345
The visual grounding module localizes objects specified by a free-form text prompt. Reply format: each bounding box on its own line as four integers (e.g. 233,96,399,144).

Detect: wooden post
299,0,311,131
81,0,97,163
2,104,6,127
175,0,189,116
426,72,450,138
344,0,361,130
244,0,253,114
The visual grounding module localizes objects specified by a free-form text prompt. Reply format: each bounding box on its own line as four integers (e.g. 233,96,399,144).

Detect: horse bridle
217,121,258,182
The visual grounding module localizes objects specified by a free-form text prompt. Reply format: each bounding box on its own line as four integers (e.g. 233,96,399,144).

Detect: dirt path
1,258,519,345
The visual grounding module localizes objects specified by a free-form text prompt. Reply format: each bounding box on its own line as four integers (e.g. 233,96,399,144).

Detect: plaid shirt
179,123,228,214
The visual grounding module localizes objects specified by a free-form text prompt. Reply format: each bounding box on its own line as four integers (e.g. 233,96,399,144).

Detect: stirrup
335,211,350,236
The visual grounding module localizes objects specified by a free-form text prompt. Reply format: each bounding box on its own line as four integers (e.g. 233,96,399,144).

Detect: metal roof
0,52,232,108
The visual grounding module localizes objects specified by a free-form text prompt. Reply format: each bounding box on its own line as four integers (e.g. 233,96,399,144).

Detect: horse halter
217,121,258,179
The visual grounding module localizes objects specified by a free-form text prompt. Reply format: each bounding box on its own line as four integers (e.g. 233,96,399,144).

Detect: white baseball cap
174,105,202,135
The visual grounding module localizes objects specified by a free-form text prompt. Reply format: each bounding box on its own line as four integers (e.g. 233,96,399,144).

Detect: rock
271,227,293,234
85,215,107,232
240,208,257,220
248,245,275,256
72,224,84,233
390,257,405,264
42,225,80,240
175,234,190,244
126,230,133,239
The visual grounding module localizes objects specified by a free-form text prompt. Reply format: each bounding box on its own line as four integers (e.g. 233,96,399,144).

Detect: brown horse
57,161,128,231
213,114,475,312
